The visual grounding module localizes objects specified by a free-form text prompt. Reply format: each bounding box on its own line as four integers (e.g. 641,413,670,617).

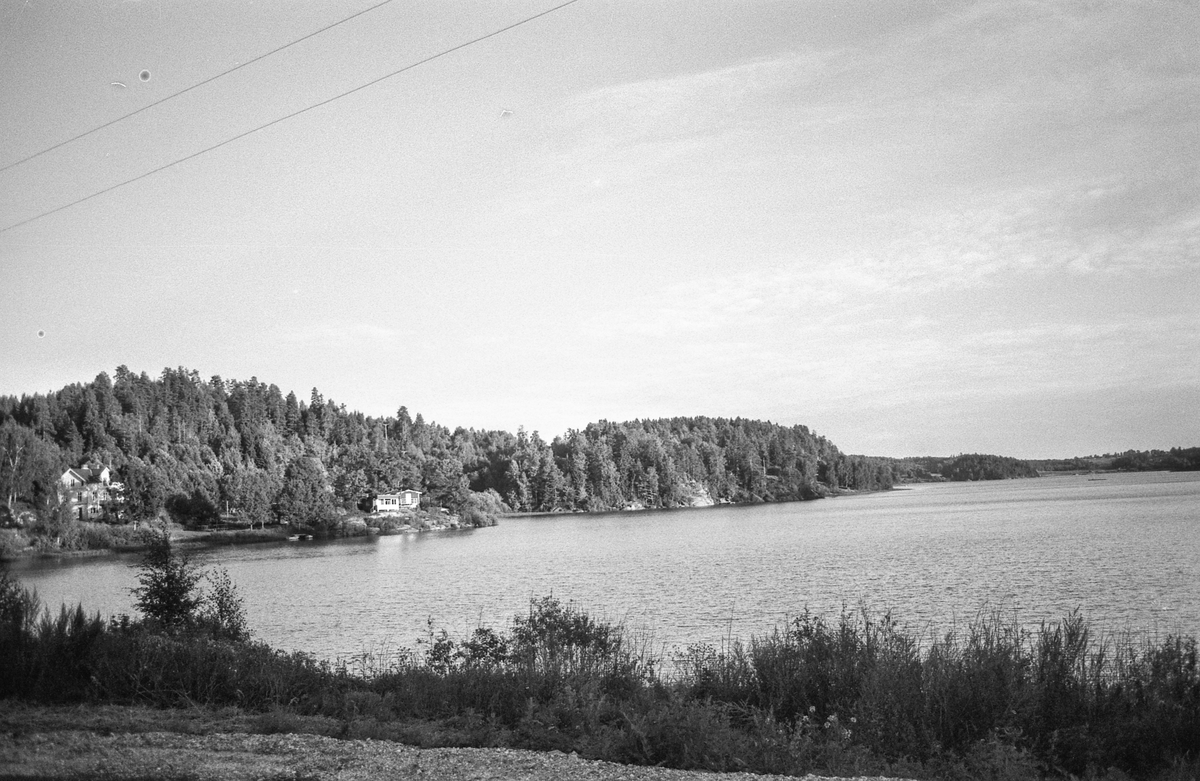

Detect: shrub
921,610,1032,755
608,693,746,770
0,570,40,697
0,529,29,558
2,577,1198,781
90,629,342,710
0,570,103,701
197,568,250,642
130,527,202,628
459,489,506,527
27,602,105,701
164,489,220,528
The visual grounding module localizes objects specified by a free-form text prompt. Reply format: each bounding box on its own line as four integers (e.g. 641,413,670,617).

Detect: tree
164,488,220,527
504,459,531,512
221,467,279,529
422,456,469,509
566,435,590,509
637,465,660,507
284,391,301,435
532,456,566,511
393,405,413,450
123,458,165,521
275,457,334,529
131,527,201,628
1,421,34,513
0,420,61,514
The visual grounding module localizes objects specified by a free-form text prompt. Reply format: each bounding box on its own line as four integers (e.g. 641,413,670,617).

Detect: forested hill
0,367,894,525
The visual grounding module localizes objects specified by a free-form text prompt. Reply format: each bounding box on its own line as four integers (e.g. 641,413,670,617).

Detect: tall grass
1,570,1196,780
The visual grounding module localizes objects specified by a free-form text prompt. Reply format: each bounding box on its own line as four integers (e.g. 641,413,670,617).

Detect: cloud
486,51,832,221
566,237,1200,413
491,0,1199,278
562,52,827,137
875,179,1200,286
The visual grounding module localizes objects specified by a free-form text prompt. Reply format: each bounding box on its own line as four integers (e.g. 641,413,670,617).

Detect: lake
9,470,1199,662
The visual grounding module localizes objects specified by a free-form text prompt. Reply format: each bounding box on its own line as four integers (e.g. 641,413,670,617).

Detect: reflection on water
10,471,1199,661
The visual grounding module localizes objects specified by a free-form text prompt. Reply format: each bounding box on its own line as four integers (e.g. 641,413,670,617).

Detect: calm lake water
10,471,1200,661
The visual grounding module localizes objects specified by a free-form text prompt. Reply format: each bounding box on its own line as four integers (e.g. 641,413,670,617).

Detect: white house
60,464,110,490
373,489,422,514
60,464,113,520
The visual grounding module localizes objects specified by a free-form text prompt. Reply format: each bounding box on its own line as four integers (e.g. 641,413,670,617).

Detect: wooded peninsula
1,366,1196,553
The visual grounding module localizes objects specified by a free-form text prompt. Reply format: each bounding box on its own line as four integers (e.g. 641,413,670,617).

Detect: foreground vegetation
2,541,1197,781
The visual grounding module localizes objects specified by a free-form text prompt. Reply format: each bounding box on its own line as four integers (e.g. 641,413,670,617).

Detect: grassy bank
0,520,146,559
0,506,481,562
1,572,1196,780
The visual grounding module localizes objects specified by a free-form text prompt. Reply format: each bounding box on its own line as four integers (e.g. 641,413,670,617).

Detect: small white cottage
373,489,422,513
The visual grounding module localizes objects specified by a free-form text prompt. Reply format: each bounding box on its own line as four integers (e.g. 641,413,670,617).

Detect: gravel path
0,705,915,781
0,730,913,781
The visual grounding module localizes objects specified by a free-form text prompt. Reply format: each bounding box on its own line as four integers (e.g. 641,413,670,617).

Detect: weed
2,573,1197,781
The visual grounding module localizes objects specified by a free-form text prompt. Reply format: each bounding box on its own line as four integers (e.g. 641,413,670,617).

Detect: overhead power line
0,0,582,236
0,0,399,175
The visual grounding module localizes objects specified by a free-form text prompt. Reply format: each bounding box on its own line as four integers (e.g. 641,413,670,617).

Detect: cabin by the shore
59,464,113,520
373,489,422,514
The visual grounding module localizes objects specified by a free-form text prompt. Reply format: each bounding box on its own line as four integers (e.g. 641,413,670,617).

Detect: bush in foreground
0,570,1196,780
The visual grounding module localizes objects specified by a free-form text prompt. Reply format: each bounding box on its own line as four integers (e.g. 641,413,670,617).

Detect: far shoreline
3,482,921,564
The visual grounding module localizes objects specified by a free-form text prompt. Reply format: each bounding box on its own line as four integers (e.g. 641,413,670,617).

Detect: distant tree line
890,453,1040,481
0,367,894,528
1026,456,1102,473
1027,448,1200,474
1110,447,1200,472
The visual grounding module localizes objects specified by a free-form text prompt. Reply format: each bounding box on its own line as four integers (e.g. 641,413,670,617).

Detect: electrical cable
0,0,400,175
0,0,582,235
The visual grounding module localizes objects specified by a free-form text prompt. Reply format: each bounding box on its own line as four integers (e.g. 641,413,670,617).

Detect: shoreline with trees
4,366,1194,560
1,366,894,557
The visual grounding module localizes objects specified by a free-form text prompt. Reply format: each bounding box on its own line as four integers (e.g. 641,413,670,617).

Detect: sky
1,0,1198,459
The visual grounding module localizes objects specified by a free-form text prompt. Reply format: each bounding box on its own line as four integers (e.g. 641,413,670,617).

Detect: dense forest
0,367,895,529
